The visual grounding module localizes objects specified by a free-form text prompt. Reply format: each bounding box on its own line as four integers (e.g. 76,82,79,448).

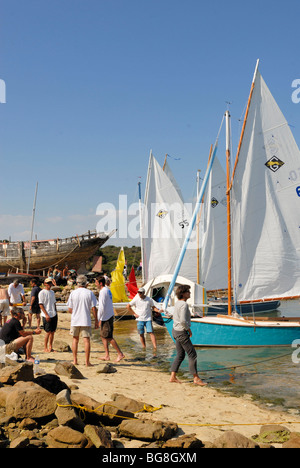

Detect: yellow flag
110,247,129,302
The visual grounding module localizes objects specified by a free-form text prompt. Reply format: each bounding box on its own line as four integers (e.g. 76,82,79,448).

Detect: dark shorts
31,306,41,315
42,314,58,333
100,316,114,339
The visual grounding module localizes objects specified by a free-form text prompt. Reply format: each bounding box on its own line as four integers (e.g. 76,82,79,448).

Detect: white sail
142,152,197,283
232,70,300,301
200,155,228,290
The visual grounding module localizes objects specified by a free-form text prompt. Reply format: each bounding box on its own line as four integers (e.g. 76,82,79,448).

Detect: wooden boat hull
0,231,114,274
163,314,300,347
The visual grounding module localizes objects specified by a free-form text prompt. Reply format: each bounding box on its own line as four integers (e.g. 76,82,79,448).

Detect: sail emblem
156,209,168,219
211,197,219,208
265,156,285,172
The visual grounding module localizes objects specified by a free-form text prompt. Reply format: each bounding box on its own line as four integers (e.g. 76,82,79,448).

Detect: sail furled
110,247,129,303
200,155,228,290
142,153,197,283
232,71,300,301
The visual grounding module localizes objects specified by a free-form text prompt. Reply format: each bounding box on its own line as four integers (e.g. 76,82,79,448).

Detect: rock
213,431,259,448
55,389,85,431
71,392,103,425
34,373,70,395
10,436,30,448
0,362,34,385
18,418,38,430
46,426,89,448
96,363,117,374
162,433,204,449
5,381,57,420
282,432,300,448
54,361,85,379
117,419,178,442
84,424,113,448
99,402,136,426
0,387,14,408
110,393,153,413
254,424,291,444
54,341,71,352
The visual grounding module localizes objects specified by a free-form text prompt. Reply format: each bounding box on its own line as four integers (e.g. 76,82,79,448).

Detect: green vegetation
95,245,141,276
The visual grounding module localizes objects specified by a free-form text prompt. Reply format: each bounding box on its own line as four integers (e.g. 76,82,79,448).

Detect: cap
44,277,54,284
138,287,145,293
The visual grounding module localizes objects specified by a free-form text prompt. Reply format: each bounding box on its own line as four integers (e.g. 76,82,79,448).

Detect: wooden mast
229,59,259,190
226,60,259,315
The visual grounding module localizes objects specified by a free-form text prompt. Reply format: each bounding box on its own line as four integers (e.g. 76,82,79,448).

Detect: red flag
126,266,138,299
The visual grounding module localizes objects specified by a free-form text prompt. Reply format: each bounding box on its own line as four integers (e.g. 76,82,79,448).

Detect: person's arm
126,299,138,318
39,303,51,322
92,306,98,329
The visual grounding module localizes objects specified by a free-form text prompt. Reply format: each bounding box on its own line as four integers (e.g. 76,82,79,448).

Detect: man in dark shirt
0,307,41,362
28,278,41,328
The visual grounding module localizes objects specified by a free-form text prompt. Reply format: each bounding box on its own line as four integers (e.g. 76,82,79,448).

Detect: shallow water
93,300,300,412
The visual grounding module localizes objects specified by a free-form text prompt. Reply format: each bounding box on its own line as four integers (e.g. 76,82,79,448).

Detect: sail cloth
110,247,129,303
126,266,138,299
142,153,197,283
232,71,300,301
200,155,228,290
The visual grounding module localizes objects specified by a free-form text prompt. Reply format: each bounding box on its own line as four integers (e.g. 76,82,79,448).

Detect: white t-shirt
67,287,97,327
129,295,155,321
38,289,57,318
97,286,114,322
8,283,25,304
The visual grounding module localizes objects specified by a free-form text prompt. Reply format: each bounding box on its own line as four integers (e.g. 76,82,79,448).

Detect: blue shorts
137,320,153,335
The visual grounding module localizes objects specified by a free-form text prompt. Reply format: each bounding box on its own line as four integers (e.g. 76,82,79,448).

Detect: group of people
0,276,206,386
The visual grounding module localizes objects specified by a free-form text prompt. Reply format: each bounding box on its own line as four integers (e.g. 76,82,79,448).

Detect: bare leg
109,338,125,362
100,337,110,360
149,332,157,351
169,371,182,383
72,336,79,365
139,333,146,349
83,337,92,366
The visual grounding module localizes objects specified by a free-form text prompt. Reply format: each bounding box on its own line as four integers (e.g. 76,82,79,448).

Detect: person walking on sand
95,276,125,362
38,278,57,353
126,287,163,353
0,285,10,326
0,307,41,362
28,278,41,329
169,285,207,387
67,274,98,367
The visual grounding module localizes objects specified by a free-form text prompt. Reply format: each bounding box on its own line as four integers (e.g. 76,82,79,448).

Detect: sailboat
141,151,207,314
201,153,280,314
162,60,300,347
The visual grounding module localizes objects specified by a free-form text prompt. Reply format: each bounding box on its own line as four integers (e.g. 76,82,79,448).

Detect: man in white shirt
8,280,26,306
126,287,162,352
67,275,98,366
38,278,57,353
96,276,125,362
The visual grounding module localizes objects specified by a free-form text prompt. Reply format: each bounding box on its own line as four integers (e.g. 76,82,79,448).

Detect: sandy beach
22,309,300,448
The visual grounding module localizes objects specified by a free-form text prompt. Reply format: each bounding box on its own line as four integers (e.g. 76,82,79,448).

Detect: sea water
93,300,300,412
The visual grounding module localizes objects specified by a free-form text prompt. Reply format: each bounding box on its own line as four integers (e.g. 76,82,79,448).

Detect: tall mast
225,111,232,316
229,59,259,190
27,181,38,274
138,180,145,284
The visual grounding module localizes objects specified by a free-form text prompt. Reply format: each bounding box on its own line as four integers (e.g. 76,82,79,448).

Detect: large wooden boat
0,229,115,274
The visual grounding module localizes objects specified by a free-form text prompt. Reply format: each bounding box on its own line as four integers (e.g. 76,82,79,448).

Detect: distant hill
96,245,141,277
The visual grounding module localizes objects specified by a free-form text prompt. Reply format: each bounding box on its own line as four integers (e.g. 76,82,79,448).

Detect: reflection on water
93,300,300,411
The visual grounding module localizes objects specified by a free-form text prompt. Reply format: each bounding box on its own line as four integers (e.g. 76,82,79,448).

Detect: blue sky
1,0,300,245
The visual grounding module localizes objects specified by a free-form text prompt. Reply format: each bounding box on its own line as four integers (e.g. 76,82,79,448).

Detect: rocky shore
0,309,300,449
